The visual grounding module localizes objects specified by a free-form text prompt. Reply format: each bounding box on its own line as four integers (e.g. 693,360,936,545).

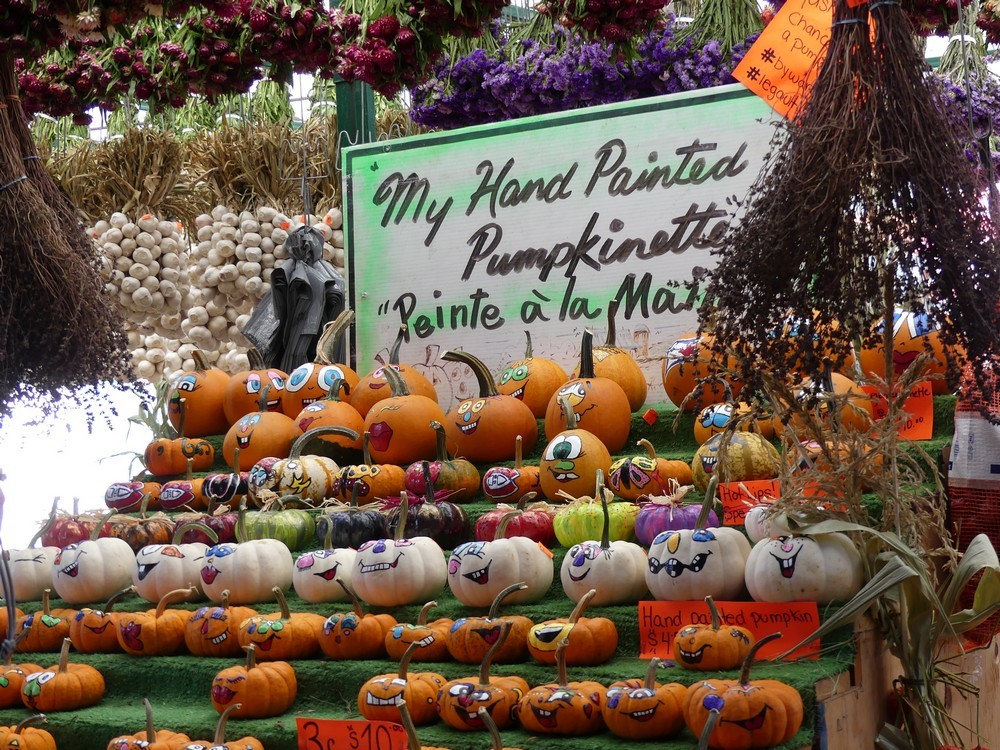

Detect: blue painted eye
287,364,313,390
207,544,236,558
246,373,262,393
175,374,197,392
910,312,933,337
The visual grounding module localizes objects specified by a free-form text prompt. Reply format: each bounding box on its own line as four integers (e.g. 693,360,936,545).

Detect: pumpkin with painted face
446,583,534,665
437,621,528,731
283,310,361,416
291,381,365,458
68,586,133,654
526,590,618,666
694,400,776,446
352,325,440,419
0,715,56,750
20,638,106,712
357,642,446,725
515,639,606,735
601,659,687,740
539,396,613,502
318,580,397,660
744,533,864,604
559,472,647,606
646,481,751,602
184,590,258,658
363,365,447,466
859,309,962,395
223,348,288,425
182,702,266,750
237,586,325,660
572,299,648,412
158,460,211,513
684,633,804,749
223,386,302,471
133,525,213,603
15,591,71,653
51,523,138,606
544,330,632,454
673,597,755,671
384,601,453,662
440,349,539,463
691,431,781,494
481,435,542,504
199,540,294,605
661,332,742,411
116,587,196,656
497,331,569,418
292,547,358,604
167,350,230,438
210,644,297,719
7,524,59,602
333,431,407,504
0,658,42,709
776,372,873,437
609,439,694,501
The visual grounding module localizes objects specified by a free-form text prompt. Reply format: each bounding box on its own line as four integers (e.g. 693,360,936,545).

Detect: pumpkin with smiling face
744,533,864,605
539,396,613,502
572,299,648,412
167,350,230,438
184,590,258,658
691,431,781,494
516,639,606,736
222,386,302,471
282,309,361,416
858,309,962,395
210,644,297,719
673,596,755,672
318,580,398,660
223,348,288,425
357,642,446,725
441,349,539,464
352,324,439,419
601,659,687,740
526,590,618,666
544,330,632,454
497,330,569,418
384,600,453,663
292,547,358,604
363,366,447,466
237,586,325,660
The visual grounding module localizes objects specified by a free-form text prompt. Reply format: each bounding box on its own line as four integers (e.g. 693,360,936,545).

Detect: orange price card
718,479,780,526
638,600,820,662
860,380,934,440
732,0,833,119
297,718,407,750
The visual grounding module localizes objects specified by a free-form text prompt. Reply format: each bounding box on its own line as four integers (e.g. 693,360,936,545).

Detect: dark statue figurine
267,224,346,372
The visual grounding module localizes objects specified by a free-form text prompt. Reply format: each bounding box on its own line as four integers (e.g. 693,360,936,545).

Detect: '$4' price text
297,718,407,750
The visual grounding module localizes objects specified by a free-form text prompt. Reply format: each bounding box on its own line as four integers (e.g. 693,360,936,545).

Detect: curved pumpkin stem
362,432,375,466
430,421,450,462
143,698,160,743
397,700,422,750
397,641,420,680
27,498,59,549
695,476,719,531
738,631,781,686
213,702,244,745
494,511,522,541
415,601,437,626
395,492,410,541
568,589,596,624
337,579,366,618
103,585,136,612
91,510,115,541
515,492,538,511
578,329,597,379
604,298,620,348
14,714,47,733
244,643,259,671
155,587,198,618
421,461,436,506
255,384,272,414
638,438,657,460
220,589,233,609
704,596,722,631
382,363,410,397
388,324,408,366
478,707,505,750
523,330,534,359
440,350,499,397
192,349,215,371
696,708,721,750
643,657,661,689
486,582,528,619
291,425,361,459
56,638,71,674
317,309,355,365
478,620,512,687
558,395,577,431
324,376,348,402
172,522,217,546
271,586,292,621
175,397,188,439
554,638,571,688
247,348,266,370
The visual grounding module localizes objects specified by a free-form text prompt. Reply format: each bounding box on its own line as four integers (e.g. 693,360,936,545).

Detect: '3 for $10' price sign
297,718,407,750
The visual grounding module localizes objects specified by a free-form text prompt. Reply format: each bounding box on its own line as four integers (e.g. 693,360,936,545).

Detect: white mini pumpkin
51,537,138,605
744,533,864,604
352,536,447,607
744,504,782,543
448,532,553,608
133,540,209,604
199,540,294,605
292,548,358,603
8,546,59,602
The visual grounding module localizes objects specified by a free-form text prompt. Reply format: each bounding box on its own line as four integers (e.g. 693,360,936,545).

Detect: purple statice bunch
409,46,508,127
933,71,1000,185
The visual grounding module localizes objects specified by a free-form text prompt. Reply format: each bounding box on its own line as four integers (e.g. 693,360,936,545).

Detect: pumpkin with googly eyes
352,324,439,420
539,396,612,502
282,310,361,417
184,590,259,658
223,348,289,425
167,350,230,438
601,659,687,740
440,350,539,464
543,330,632,455
645,480,751,602
497,330,569,418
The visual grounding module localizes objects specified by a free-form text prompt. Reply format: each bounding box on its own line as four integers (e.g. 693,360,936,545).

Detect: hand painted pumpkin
51,524,138,605
446,582,534,665
107,697,192,750
684,633,804,749
223,386,302,471
777,372,873,436
201,455,249,509
539,396,613,502
404,421,481,502
7,523,59,602
21,638,105,712
133,524,214,603
645,480,751,602
448,516,553,608
333,431,407,503
381,471,471,551
397,700,449,750
39,499,109,549
543,330,632,454
527,590,618,666
68,586,133,654
673,597,755,671
571,299,648,411
635,482,718,548
481,435,542,504
283,309,362,415
291,380,365,460
352,324,440,419
0,715,57,750
352,495,448,608
744,533,864,604
236,499,317,552
440,349,539,463
158,459,211,512
15,591,72,653
184,590,259,658
357,642,446,725
145,398,216,478
292,547,358,604
497,330,569,418
319,579,398,660
181,702,266,750
314,484,388,551
601,659,687,740
116,586,198,656
859,309,961,395
104,479,163,513
694,400,776,446
167,349,230,438
363,364,448,466
609,439,694,501
210,644,298,719
384,600,453,662
691,431,781,494
237,586,325,660
0,658,43,709
437,621,528,731
173,503,239,546
200,540,294,605
223,348,288,425
552,475,640,548
559,473,647,606
661,332,742,411
473,494,556,548
515,639,606,735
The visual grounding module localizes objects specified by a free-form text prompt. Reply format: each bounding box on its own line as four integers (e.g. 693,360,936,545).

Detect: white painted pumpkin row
9,526,863,612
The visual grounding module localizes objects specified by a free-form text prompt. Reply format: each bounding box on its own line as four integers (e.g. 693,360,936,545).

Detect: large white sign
343,84,778,409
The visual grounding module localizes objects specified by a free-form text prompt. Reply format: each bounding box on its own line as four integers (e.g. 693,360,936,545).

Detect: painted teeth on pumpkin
415,635,435,647
366,692,403,706
463,561,491,585
266,399,280,410
770,547,802,579
510,386,525,399
530,705,559,728
237,436,251,449
679,645,708,664
359,553,403,573
626,707,658,722
553,472,579,481
701,456,718,472
211,632,229,645
459,420,479,434
61,561,79,577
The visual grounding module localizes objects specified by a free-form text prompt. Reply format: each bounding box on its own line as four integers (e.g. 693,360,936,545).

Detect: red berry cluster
16,43,122,121
538,0,668,42
181,11,263,100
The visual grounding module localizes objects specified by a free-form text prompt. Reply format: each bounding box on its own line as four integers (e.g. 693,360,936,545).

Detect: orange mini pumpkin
0,656,42,710
283,309,362,416
292,377,365,452
357,642,446,725
673,596,755,671
572,299,648,412
184,589,258,658
16,590,72,653
210,644,298,719
858,309,962,395
21,638,106,712
441,349,539,463
334,431,407,503
318,579,398,660
116,586,197,656
181,703,266,750
601,658,687,740
144,399,216,479
515,639,606,736
237,586,325,660
497,330,569,418
662,332,742,411
223,348,289,425
384,600,453,663
352,324,440,419
362,364,447,466
69,585,134,654
0,715,56,750
446,582,534,665
608,439,694,501
403,422,481,502
106,698,191,750
539,396,613,502
526,589,618,666
223,385,302,470
168,349,230,438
